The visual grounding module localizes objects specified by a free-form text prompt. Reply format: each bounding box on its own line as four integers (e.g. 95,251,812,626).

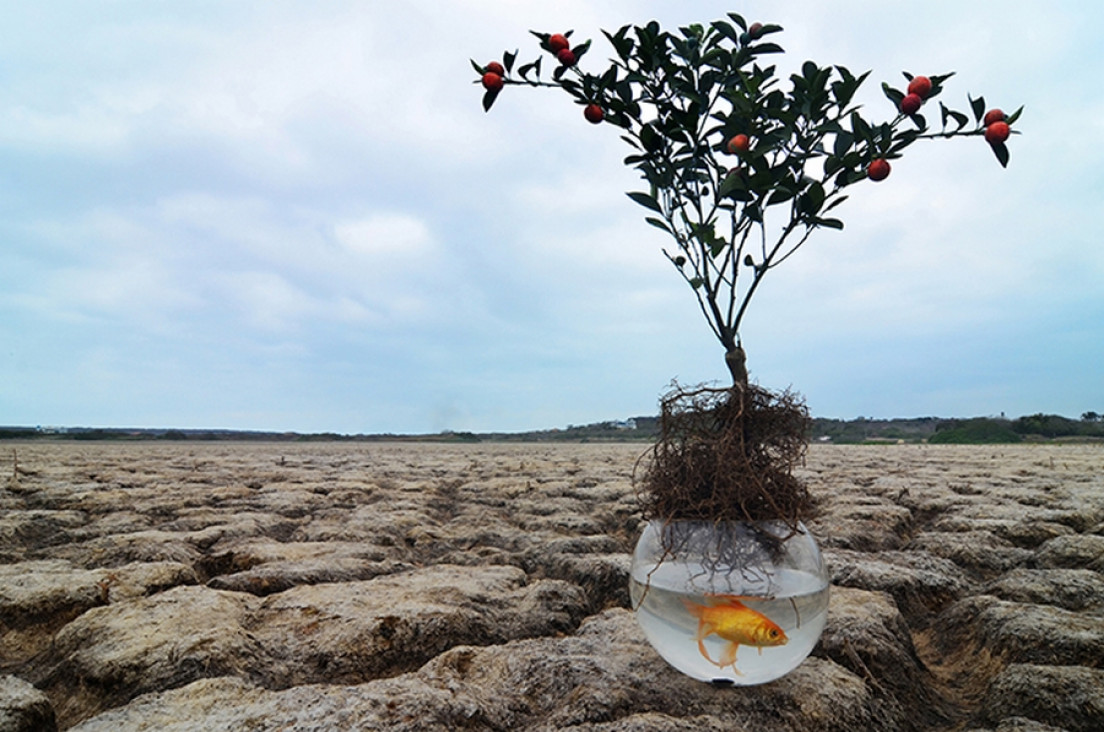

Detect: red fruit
548,34,570,54
907,76,932,99
485,61,504,77
983,108,1005,127
867,158,891,182
984,121,1010,144
584,104,604,124
900,93,922,115
481,72,504,92
727,133,750,154
748,22,764,40
556,48,577,67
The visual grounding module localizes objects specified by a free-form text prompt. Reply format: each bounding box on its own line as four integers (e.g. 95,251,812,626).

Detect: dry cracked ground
1,441,1102,732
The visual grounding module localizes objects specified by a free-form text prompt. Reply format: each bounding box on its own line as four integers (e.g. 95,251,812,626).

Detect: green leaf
627,191,664,213
882,82,904,107
719,172,751,200
939,102,969,132
482,87,500,112
572,38,593,62
804,181,826,214
990,140,1010,168
470,59,486,76
711,19,740,44
603,27,635,60
600,65,618,90
516,57,540,81
833,130,853,158
640,124,663,152
503,50,517,74
645,217,673,234
814,217,844,229
1005,105,1025,125
689,276,704,290
969,94,986,124
851,112,872,144
750,42,784,55
767,186,795,205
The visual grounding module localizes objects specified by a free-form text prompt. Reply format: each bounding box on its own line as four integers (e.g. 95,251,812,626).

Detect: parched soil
1,442,1102,731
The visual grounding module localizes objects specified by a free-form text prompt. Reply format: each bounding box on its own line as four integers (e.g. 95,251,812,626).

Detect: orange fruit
907,76,932,99
548,34,570,53
983,109,1005,127
867,158,891,181
900,93,922,115
727,134,750,154
984,121,1010,144
556,48,576,67
481,72,504,92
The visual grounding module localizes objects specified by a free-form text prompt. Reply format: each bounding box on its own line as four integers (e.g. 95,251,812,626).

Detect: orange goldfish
682,594,788,671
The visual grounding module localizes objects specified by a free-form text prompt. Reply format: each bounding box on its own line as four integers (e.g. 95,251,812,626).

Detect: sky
2,1,1102,434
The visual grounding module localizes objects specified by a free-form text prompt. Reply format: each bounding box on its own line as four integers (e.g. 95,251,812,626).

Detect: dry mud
1,441,1102,731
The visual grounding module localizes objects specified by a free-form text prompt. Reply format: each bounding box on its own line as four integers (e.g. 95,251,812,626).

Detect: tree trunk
725,346,748,388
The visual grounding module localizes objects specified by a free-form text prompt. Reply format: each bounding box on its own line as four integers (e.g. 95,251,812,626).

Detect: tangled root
638,381,812,532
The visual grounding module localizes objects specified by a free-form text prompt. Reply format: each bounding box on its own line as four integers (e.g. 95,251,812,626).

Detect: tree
474,15,1020,529
474,16,1020,386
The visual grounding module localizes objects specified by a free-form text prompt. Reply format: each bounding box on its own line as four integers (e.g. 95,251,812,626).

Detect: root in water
635,381,813,580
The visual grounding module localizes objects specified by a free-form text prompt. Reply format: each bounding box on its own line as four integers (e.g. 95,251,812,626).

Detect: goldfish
682,594,788,671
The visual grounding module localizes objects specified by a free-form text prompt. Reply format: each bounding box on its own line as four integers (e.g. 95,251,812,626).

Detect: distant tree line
929,413,1104,443
2,412,1101,444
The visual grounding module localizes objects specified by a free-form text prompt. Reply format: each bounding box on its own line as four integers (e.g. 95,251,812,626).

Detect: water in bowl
630,561,829,685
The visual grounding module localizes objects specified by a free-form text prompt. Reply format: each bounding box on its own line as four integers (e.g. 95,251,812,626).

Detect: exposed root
637,381,812,531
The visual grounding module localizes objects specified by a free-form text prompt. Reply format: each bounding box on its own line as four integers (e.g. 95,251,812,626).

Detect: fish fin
698,636,719,667
681,598,705,618
719,642,741,670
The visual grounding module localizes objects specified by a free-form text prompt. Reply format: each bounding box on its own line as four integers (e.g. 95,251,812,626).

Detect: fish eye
769,629,779,638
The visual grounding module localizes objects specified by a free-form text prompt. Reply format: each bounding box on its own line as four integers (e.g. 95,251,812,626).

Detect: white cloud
216,270,319,332
334,213,434,258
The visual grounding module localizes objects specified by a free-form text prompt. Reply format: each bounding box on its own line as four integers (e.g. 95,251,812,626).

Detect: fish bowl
629,519,830,685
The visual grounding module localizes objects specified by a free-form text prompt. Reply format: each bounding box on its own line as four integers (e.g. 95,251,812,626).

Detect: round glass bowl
629,519,830,685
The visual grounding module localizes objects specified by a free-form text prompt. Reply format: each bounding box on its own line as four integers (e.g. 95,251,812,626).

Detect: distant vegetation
927,418,1022,444
813,413,1104,444
2,412,1102,444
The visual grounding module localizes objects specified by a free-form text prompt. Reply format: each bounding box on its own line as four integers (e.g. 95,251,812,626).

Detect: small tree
475,15,1020,528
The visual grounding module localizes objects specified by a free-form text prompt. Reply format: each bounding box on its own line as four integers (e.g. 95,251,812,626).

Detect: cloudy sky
2,1,1101,434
